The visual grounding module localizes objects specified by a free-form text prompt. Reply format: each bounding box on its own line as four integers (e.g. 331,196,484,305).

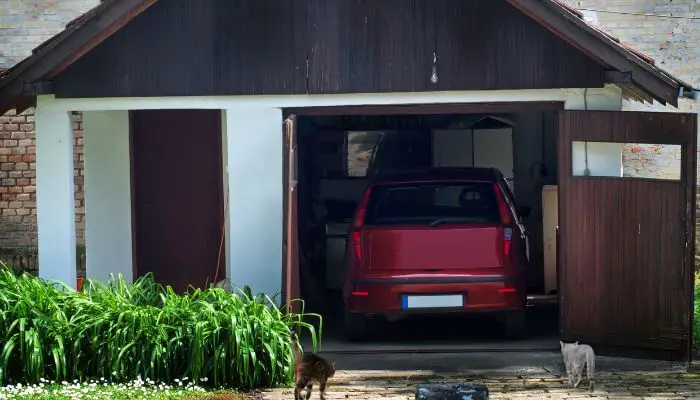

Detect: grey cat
560,341,596,392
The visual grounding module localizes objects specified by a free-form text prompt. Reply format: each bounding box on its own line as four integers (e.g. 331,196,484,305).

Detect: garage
283,106,697,360
0,0,696,362
283,105,561,352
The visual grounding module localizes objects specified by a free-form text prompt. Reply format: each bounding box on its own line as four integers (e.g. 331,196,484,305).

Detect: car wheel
344,310,369,341
503,310,526,340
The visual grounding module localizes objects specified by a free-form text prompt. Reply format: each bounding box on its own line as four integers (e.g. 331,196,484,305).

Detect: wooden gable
0,0,693,112
52,0,604,98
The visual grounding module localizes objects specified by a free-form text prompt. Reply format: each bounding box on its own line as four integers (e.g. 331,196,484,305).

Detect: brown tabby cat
290,329,336,400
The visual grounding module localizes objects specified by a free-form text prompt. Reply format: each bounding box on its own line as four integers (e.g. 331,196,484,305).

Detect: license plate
402,294,464,309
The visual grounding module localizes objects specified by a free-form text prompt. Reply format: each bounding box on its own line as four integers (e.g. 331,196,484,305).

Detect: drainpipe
679,87,699,100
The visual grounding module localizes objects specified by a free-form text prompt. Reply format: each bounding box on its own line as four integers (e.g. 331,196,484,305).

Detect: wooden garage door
558,110,696,361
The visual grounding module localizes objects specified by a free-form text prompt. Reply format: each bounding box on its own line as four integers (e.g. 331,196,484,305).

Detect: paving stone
261,371,700,400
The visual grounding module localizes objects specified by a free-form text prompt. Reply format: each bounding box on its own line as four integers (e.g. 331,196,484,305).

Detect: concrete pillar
35,103,76,287
223,108,283,299
83,111,133,283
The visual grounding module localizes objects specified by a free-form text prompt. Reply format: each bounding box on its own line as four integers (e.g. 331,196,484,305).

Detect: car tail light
492,183,511,225
492,183,513,258
353,187,372,229
350,187,372,262
503,227,513,256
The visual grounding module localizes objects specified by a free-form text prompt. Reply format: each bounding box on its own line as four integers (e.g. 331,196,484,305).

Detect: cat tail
586,349,596,392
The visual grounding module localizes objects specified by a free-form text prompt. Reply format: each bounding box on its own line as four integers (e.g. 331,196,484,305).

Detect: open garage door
283,115,301,313
558,110,697,361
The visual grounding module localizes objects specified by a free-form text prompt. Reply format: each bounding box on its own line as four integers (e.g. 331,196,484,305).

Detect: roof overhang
505,0,697,106
0,0,157,114
0,0,695,114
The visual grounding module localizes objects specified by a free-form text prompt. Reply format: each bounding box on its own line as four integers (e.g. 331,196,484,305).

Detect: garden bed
0,267,319,391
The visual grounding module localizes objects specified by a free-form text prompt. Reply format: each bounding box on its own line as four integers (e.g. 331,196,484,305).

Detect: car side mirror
517,206,532,218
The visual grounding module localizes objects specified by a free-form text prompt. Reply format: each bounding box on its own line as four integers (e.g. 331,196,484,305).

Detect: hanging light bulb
431,52,439,84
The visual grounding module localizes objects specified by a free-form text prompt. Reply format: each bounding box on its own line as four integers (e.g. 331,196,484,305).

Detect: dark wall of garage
512,111,559,292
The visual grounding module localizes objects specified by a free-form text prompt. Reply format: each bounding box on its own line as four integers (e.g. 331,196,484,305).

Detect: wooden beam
507,0,679,106
285,101,564,117
15,96,36,116
604,70,632,85
23,81,54,95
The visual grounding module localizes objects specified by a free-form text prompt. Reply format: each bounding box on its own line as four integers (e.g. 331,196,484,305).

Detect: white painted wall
473,128,514,179
223,108,284,300
571,141,624,177
83,111,133,283
35,104,76,287
431,128,514,179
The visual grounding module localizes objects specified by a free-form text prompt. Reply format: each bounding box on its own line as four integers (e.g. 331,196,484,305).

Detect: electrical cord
213,187,230,285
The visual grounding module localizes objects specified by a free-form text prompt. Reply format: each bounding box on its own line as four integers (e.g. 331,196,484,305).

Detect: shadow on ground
327,351,687,375
300,301,559,354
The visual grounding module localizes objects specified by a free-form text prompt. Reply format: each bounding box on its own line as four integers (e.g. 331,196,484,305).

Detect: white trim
40,90,568,111
563,86,623,111
39,87,622,112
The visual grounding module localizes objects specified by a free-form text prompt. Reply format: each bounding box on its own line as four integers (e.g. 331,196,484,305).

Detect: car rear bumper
343,274,526,316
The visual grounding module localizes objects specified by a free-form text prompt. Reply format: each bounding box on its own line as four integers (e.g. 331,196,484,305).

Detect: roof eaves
0,0,158,115
545,0,696,104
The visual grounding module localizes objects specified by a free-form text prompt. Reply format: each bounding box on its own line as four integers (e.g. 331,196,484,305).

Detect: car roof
370,167,504,184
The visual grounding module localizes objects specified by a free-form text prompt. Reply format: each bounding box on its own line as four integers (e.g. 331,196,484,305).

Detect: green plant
694,272,700,352
0,265,319,390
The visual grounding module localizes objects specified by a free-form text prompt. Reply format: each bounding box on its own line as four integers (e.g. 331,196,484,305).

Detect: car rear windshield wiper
428,218,475,227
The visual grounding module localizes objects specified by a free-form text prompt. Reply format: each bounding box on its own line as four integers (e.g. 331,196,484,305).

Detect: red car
342,168,530,340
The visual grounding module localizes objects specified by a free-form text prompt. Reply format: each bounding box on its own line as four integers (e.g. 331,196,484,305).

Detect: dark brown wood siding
54,0,308,97
558,111,696,361
53,0,604,98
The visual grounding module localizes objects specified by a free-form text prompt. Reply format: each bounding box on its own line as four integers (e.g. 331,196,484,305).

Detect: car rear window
364,181,503,226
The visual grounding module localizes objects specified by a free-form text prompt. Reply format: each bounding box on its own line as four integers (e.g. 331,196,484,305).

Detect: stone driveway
261,370,700,399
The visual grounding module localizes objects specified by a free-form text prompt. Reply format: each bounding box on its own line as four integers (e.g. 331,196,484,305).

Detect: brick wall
0,0,96,251
0,0,99,69
560,0,700,182
0,109,85,248
622,143,682,180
